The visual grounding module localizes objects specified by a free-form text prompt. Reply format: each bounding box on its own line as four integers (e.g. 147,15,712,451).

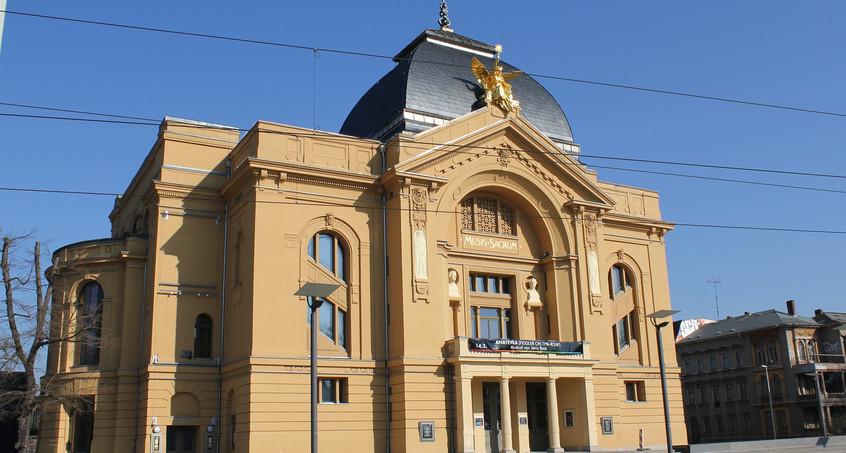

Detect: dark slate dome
340,29,574,145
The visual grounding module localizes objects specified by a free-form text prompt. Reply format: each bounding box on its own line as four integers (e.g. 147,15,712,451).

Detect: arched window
78,282,103,365
194,314,213,359
460,196,515,235
609,264,632,299
798,340,807,362
306,233,347,282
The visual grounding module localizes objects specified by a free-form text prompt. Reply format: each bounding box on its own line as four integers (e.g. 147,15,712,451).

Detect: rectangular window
613,310,638,354
742,413,751,431
319,301,335,340
469,274,510,294
697,357,704,373
71,399,95,453
736,351,743,368
686,386,695,405
698,386,707,404
319,378,347,403
738,380,747,400
709,355,716,372
722,353,730,370
684,359,691,374
728,414,737,433
714,385,723,405
716,415,724,433
337,309,347,350
724,383,733,401
625,381,646,402
471,307,511,339
703,416,711,433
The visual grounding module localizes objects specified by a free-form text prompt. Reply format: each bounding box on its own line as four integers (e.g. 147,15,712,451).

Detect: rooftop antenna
707,278,722,319
438,0,453,32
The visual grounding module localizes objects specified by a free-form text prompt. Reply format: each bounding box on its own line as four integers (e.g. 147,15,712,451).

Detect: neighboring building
37,15,685,453
676,301,846,444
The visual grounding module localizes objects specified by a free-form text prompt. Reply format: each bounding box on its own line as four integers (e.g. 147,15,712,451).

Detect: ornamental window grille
460,197,515,235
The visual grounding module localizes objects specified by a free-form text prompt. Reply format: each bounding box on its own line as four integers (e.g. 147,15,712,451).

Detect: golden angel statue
471,44,523,112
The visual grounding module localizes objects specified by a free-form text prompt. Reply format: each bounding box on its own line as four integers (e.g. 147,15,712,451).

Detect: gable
392,107,616,207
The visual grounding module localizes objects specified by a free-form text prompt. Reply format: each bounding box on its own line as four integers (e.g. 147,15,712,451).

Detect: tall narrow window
78,282,103,365
194,314,213,359
71,398,95,453
232,232,242,286
307,297,347,350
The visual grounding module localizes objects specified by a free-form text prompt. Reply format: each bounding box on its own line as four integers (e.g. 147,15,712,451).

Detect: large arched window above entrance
460,196,515,236
306,232,347,283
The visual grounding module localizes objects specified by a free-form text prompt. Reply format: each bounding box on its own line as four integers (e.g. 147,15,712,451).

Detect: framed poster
563,409,575,428
601,417,614,435
418,421,435,442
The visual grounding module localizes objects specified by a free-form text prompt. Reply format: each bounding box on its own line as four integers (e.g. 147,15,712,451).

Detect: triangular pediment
391,107,616,207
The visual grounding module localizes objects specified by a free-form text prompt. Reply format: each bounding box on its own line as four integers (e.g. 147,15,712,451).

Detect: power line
5,104,846,182
3,109,846,194
3,9,845,119
1,186,845,235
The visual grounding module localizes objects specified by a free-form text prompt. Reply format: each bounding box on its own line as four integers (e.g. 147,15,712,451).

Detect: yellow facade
39,29,685,453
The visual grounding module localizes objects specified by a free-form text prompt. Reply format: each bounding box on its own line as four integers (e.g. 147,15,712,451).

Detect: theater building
38,15,685,453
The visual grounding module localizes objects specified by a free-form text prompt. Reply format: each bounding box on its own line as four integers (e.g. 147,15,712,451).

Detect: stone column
455,376,476,453
547,378,564,452
500,378,515,453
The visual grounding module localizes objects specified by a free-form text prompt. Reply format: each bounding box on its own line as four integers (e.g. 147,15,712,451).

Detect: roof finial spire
438,0,453,32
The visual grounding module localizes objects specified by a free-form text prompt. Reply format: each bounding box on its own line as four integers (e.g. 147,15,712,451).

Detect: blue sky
1,1,844,321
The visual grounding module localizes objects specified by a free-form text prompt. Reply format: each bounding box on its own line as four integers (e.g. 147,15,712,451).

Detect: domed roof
340,29,574,145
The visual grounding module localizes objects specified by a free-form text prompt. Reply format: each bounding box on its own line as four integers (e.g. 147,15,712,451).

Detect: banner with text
468,338,582,354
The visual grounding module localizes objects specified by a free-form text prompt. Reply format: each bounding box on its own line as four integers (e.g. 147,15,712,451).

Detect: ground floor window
319,378,347,403
624,381,645,402
166,425,196,453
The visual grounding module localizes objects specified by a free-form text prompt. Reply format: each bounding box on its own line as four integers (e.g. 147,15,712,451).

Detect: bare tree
1,234,53,452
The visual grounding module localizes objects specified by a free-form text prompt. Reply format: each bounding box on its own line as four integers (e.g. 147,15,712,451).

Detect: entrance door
526,382,549,452
166,426,196,453
482,382,501,453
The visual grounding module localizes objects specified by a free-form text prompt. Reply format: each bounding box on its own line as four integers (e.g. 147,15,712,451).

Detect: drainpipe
216,162,230,453
132,236,149,452
380,142,391,453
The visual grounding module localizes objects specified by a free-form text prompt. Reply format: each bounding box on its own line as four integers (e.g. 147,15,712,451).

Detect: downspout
216,159,231,453
132,236,149,452
380,142,391,453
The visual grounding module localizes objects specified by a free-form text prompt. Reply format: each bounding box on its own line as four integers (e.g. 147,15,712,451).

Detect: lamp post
646,309,680,453
761,364,777,439
295,282,340,453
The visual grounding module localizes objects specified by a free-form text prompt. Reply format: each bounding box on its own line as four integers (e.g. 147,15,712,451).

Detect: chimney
786,300,795,316
815,309,823,316
744,311,749,316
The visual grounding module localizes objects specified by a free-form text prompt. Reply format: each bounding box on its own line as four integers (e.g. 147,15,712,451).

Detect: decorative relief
590,294,603,314
413,229,428,280
525,276,542,310
284,233,299,248
448,269,461,301
496,143,511,167
411,187,428,230
324,212,335,228
587,250,600,296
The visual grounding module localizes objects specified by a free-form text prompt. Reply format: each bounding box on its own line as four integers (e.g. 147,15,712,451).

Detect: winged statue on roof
471,44,523,112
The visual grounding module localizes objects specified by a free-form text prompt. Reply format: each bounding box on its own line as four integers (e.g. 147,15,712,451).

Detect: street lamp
646,309,680,453
761,364,777,439
295,282,341,453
